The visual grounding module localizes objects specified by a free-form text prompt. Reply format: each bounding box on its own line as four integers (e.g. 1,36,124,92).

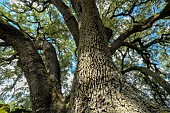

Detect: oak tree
0,0,170,113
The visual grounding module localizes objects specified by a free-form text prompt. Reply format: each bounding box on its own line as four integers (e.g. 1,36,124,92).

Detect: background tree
0,0,170,113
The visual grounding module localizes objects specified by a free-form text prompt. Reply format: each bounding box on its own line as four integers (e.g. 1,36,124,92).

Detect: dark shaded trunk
0,22,68,113
43,41,61,92
43,41,67,113
0,22,52,113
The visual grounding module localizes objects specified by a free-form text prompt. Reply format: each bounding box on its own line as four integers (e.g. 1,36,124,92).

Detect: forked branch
110,1,170,54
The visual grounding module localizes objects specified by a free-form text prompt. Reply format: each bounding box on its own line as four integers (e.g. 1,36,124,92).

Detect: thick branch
43,41,66,112
43,41,61,92
122,66,170,95
0,22,52,113
110,1,170,54
50,0,79,47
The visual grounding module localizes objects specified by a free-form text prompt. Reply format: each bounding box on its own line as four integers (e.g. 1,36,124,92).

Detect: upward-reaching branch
0,21,52,113
43,41,61,93
110,1,170,54
43,41,67,112
50,0,80,47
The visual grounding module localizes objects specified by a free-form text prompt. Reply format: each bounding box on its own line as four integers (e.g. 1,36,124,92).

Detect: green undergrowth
0,103,31,113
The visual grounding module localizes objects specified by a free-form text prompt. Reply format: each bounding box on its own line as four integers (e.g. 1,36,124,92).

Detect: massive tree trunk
2,0,169,112
67,1,154,113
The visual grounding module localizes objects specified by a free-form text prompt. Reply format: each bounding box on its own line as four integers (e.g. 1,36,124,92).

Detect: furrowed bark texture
43,41,61,92
43,41,67,113
0,22,52,113
68,1,156,113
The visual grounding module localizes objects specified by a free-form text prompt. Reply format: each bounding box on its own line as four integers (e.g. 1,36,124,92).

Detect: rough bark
43,41,61,93
43,41,67,113
0,22,52,113
67,1,156,113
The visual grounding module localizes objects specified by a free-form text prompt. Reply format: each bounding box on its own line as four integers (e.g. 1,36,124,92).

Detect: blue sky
0,0,5,3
